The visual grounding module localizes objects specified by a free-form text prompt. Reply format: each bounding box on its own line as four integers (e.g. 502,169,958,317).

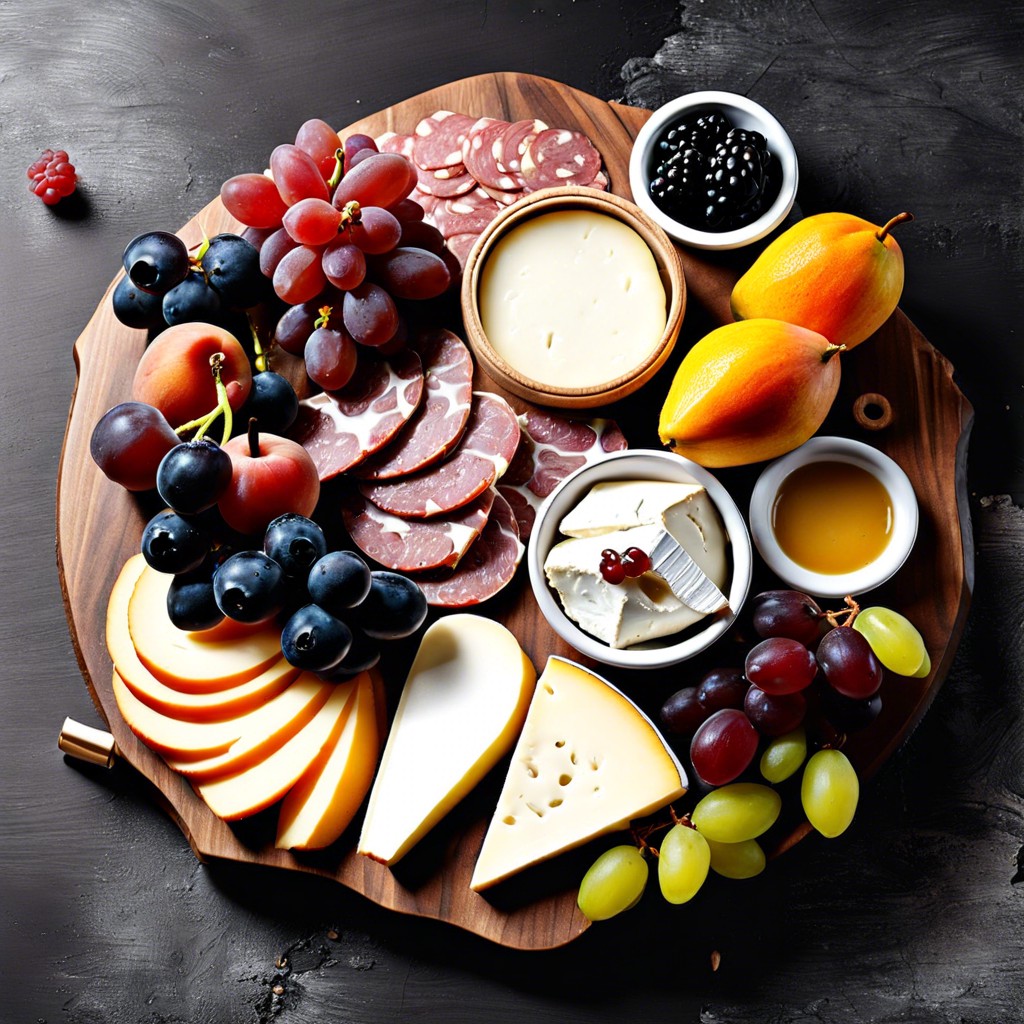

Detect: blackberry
702,128,773,230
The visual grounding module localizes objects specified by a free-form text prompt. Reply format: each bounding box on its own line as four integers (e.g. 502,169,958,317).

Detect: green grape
912,647,932,678
801,748,859,838
853,605,927,676
760,727,807,783
706,837,766,879
691,783,782,843
577,845,648,921
658,823,711,904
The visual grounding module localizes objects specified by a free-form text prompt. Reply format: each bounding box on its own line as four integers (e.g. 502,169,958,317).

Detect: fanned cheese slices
358,615,535,866
470,656,688,891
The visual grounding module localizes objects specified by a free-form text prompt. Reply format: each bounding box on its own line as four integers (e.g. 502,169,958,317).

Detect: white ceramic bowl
527,449,753,670
748,437,919,599
629,90,799,250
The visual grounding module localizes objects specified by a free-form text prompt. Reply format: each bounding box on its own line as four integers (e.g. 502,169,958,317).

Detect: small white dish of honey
749,437,918,599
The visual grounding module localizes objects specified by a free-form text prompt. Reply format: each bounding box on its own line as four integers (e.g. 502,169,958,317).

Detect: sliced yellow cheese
470,656,688,891
357,615,535,866
196,680,355,821
127,560,282,693
276,672,380,850
164,675,333,781
107,555,298,722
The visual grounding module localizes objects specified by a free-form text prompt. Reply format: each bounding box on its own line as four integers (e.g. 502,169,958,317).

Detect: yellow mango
658,319,842,467
730,212,912,349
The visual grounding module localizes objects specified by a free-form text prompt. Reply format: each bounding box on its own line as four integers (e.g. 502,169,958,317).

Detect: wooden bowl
460,186,685,408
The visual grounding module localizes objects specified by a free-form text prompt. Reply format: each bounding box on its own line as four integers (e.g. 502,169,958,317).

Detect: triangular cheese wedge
276,671,380,850
470,656,688,891
358,615,535,866
127,560,282,693
196,680,356,820
108,556,298,722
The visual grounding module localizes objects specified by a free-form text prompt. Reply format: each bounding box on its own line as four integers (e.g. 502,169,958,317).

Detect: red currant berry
27,148,77,206
621,546,651,577
599,549,626,585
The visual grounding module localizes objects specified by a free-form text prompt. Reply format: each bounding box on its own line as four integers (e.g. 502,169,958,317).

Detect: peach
132,322,252,429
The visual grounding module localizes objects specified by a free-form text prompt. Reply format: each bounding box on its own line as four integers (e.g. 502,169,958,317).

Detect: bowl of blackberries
629,91,798,250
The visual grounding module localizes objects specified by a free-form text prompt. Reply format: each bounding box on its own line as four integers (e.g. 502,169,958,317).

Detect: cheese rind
357,615,535,865
477,210,667,389
470,657,687,890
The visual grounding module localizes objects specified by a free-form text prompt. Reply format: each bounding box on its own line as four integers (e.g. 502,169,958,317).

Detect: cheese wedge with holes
276,671,380,850
196,680,356,820
108,555,298,721
357,615,535,865
127,561,282,693
470,656,688,891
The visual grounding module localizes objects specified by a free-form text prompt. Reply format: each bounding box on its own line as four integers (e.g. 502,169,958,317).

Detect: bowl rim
748,436,920,599
628,90,799,250
459,186,685,401
526,448,753,670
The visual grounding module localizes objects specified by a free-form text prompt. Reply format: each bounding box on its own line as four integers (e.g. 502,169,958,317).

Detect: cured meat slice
342,487,494,573
416,491,524,608
429,188,502,239
359,392,519,518
498,411,628,539
590,169,609,191
412,111,477,170
356,328,474,480
290,351,424,480
413,163,477,199
444,232,479,270
520,128,603,190
499,118,548,174
375,132,415,158
477,182,522,206
463,120,522,192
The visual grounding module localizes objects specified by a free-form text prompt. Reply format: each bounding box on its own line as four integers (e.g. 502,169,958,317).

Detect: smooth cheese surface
544,481,728,648
471,657,687,890
478,210,667,389
357,615,535,865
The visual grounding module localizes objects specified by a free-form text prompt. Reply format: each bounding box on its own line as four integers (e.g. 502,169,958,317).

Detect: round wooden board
57,72,973,950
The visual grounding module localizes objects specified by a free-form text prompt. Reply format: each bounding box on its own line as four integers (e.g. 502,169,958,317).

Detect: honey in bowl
771,460,893,575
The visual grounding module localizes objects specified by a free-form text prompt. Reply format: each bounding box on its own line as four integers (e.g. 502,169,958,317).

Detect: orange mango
658,319,842,467
730,212,912,349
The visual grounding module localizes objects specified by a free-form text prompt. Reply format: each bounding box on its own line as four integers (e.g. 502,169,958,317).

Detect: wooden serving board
57,73,973,950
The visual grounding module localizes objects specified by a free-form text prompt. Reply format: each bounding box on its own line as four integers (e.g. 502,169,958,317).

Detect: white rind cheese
357,615,535,866
477,210,667,389
470,656,687,891
544,480,728,648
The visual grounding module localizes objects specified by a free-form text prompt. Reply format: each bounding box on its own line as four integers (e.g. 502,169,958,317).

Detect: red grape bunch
221,120,456,392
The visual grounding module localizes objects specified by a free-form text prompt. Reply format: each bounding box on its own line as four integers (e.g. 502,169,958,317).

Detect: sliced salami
520,128,603,190
359,391,520,518
499,118,548,174
376,132,415,158
463,120,521,192
430,188,502,238
477,182,522,206
590,169,609,191
414,163,477,198
444,232,480,269
416,491,524,608
289,351,424,480
497,411,628,539
413,111,477,170
342,487,494,573
356,328,474,480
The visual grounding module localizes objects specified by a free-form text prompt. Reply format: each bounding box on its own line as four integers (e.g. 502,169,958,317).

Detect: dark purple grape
122,230,190,296
112,274,166,330
202,233,266,308
304,326,357,390
342,281,399,347
696,667,747,713
745,637,818,695
370,247,450,300
273,299,322,355
90,402,180,491
264,513,327,579
259,227,300,279
689,708,759,786
751,590,824,645
281,604,352,673
320,626,381,678
156,439,232,514
308,551,372,614
816,626,884,699
141,509,210,575
322,238,367,290
166,561,224,632
820,689,883,733
744,684,807,737
213,550,287,623
162,270,222,326
240,371,298,435
660,686,707,735
354,571,427,640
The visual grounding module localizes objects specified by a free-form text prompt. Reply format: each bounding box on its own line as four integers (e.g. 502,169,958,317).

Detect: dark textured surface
1,2,1021,1022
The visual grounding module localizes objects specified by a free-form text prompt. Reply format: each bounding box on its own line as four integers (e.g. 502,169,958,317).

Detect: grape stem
327,148,344,190
247,417,261,459
339,200,361,229
820,595,861,630
175,352,233,446
247,314,268,373
315,305,333,330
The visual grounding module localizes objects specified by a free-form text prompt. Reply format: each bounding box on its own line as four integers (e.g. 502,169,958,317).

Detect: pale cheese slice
470,656,687,891
357,615,535,865
276,671,380,850
558,480,704,537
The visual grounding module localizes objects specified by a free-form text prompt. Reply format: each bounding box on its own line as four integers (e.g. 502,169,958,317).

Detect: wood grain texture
56,72,971,952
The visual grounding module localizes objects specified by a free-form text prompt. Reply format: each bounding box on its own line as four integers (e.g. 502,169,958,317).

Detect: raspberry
27,148,77,206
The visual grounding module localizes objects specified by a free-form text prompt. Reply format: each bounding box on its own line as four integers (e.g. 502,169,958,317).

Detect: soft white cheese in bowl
527,450,753,670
